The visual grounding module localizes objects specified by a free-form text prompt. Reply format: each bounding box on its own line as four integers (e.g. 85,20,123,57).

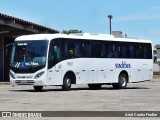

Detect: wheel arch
119,70,129,83
64,71,76,84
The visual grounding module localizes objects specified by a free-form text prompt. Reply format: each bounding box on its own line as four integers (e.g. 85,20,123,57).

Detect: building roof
0,13,59,38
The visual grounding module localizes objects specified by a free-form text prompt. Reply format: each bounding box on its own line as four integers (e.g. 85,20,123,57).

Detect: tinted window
60,38,152,60
48,39,61,69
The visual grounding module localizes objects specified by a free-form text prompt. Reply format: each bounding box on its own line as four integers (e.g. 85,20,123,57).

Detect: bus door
47,39,62,85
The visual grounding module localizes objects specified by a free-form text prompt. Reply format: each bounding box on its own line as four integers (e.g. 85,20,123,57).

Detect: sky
0,0,160,44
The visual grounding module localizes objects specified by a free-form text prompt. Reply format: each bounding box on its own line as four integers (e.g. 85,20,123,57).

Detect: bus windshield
10,40,48,71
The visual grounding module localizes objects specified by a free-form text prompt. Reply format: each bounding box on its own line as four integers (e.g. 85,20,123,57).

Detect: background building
0,13,59,82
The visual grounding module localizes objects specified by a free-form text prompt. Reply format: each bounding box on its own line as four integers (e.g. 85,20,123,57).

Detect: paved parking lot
0,78,160,119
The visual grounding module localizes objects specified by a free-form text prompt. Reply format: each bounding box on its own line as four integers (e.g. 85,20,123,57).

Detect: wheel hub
66,79,71,87
120,77,126,86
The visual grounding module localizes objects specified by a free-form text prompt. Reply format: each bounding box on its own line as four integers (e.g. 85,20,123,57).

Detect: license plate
21,80,27,83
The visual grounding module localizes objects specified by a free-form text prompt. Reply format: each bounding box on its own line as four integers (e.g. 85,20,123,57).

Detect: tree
61,29,82,35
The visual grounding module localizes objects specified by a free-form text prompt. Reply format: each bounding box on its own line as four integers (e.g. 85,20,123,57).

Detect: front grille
17,76,32,79
15,80,35,85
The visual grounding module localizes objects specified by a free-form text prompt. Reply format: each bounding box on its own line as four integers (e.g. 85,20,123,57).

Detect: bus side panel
137,62,153,82
98,69,114,83
125,59,152,83
47,66,62,85
127,70,138,82
113,59,153,83
51,58,152,85
79,70,88,84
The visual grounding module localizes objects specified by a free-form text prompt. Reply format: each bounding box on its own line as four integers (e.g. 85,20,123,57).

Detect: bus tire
34,86,43,92
62,75,71,91
112,74,128,89
88,84,102,90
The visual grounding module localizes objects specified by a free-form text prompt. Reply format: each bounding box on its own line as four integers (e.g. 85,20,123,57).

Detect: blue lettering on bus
20,62,25,68
115,61,131,68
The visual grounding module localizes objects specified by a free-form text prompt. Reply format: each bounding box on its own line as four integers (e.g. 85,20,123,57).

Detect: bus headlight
10,72,15,79
35,71,44,79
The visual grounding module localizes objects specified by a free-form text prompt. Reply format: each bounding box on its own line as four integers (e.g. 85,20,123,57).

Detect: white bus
10,33,153,91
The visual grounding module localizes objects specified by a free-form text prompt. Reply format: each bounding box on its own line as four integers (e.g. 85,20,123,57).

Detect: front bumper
10,79,45,86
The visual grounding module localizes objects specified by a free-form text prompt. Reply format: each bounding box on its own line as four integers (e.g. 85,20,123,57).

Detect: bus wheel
62,75,71,91
88,84,102,90
112,74,128,89
34,86,43,92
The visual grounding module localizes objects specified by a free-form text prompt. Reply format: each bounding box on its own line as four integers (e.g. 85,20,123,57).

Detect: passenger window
68,41,75,58
141,43,152,59
128,45,134,58
146,44,152,59
79,40,89,57
101,44,107,58
81,41,87,57
74,43,80,57
108,44,113,58
91,41,101,58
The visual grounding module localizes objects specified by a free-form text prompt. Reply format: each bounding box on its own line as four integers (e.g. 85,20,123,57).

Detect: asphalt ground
0,78,160,120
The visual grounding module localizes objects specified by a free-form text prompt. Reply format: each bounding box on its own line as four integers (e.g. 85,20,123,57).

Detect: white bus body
10,33,153,91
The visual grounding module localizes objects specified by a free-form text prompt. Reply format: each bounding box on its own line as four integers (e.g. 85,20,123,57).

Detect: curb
0,82,10,85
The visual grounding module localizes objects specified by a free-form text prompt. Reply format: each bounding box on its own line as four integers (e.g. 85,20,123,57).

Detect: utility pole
108,15,113,35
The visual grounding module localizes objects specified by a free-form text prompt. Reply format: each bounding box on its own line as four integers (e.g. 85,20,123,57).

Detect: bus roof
15,33,152,43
